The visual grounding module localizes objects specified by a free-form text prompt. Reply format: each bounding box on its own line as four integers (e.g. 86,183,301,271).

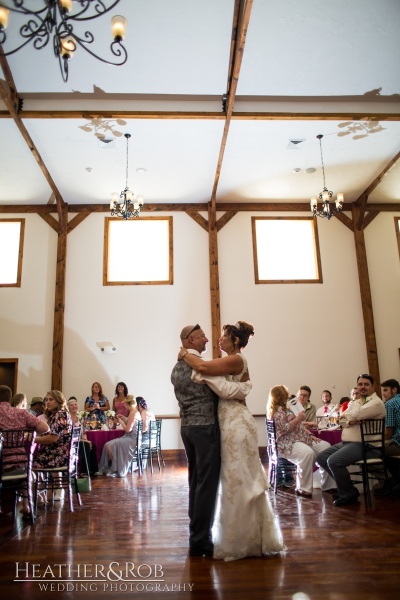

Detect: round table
86,429,125,463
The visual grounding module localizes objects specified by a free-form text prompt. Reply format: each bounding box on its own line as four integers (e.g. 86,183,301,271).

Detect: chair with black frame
128,419,143,475
33,426,82,512
0,429,37,523
266,419,297,494
141,419,165,473
349,418,388,507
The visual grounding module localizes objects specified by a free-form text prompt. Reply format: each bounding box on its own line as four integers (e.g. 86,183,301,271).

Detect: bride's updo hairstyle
223,320,254,349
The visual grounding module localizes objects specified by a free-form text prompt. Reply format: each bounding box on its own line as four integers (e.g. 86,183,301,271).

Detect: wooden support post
208,202,221,358
51,204,68,390
352,205,380,388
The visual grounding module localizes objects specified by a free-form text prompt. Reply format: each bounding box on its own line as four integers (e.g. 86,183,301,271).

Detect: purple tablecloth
86,430,124,462
311,428,342,446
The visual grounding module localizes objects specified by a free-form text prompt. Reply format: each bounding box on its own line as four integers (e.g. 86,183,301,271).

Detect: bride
179,320,285,561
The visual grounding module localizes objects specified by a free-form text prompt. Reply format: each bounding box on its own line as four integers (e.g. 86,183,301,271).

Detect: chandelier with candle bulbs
110,133,144,220
310,134,344,220
0,0,127,82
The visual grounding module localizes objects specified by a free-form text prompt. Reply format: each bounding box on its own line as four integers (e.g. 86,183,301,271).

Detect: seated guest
10,393,28,410
316,390,336,417
28,396,44,417
296,385,317,429
317,374,385,506
375,379,400,496
339,396,351,413
98,395,140,477
112,382,129,418
33,390,73,470
267,385,336,498
85,382,110,429
0,385,49,517
67,397,99,477
136,396,155,433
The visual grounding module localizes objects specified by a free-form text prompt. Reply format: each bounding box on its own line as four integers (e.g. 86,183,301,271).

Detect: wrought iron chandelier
310,134,344,220
0,1,127,82
110,133,144,220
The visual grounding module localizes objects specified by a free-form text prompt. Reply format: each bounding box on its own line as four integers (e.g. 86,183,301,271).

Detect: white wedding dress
193,355,286,561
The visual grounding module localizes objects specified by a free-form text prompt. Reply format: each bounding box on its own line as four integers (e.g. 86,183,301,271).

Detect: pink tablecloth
311,428,342,446
86,430,124,462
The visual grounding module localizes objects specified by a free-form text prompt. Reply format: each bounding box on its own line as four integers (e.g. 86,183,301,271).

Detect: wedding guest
10,393,28,409
317,374,385,506
33,390,73,471
296,386,317,429
67,397,99,476
97,395,140,477
267,385,336,498
0,385,49,517
136,396,155,433
85,382,110,428
28,397,44,417
112,382,129,418
339,396,351,413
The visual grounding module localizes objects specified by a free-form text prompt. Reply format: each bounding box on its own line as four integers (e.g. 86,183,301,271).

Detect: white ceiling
1,0,400,209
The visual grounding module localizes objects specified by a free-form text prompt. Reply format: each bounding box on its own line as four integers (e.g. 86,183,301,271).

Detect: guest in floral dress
267,385,335,497
33,390,73,469
85,382,110,429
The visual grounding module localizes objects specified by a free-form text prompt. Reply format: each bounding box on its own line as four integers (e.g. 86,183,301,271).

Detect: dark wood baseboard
162,447,268,463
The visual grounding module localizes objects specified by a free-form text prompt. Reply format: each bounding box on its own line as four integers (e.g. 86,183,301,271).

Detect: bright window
251,217,322,283
104,217,173,285
0,219,25,287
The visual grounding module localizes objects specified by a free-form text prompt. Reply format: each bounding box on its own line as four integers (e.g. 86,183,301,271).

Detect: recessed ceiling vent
287,139,305,149
98,138,115,149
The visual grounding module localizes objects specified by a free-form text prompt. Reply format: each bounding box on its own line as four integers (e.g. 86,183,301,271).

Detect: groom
171,324,248,557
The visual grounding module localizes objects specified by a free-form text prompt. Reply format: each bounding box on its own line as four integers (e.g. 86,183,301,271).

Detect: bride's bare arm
178,349,243,376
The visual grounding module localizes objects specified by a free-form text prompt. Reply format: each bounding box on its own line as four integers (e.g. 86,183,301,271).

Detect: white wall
1,209,399,449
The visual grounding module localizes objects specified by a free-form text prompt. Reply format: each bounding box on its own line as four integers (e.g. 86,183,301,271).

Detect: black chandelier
110,133,144,220
0,1,127,82
310,134,344,220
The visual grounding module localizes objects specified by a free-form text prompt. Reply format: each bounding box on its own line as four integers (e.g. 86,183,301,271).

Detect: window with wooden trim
395,217,400,261
104,217,173,285
0,219,25,287
251,217,322,283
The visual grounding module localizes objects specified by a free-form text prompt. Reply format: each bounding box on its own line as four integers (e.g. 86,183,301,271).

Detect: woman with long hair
178,321,285,561
33,390,72,470
97,395,141,477
267,385,335,498
112,382,129,418
85,382,110,428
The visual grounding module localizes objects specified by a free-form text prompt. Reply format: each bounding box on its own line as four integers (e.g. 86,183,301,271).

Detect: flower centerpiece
77,410,89,421
105,409,116,429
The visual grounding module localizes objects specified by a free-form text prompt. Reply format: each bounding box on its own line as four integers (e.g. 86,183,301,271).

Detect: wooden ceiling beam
0,79,67,232
1,110,399,121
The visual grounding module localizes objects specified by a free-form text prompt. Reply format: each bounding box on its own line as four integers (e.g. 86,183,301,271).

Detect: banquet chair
128,420,143,475
266,419,297,494
349,418,388,507
0,429,37,524
33,426,82,512
141,419,165,473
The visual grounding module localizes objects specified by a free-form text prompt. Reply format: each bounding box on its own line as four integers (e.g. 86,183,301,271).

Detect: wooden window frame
251,216,323,284
103,216,173,286
0,218,25,288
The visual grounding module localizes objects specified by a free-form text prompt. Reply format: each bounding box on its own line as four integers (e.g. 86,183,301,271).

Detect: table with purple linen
86,430,124,463
311,428,342,446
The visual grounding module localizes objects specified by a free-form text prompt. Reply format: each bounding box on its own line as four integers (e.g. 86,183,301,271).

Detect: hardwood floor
0,463,398,600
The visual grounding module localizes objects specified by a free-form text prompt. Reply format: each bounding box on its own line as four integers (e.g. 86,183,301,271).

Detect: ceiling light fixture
110,133,144,220
310,134,344,220
0,0,127,82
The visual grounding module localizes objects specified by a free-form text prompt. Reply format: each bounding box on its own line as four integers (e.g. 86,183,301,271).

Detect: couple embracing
171,321,285,561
